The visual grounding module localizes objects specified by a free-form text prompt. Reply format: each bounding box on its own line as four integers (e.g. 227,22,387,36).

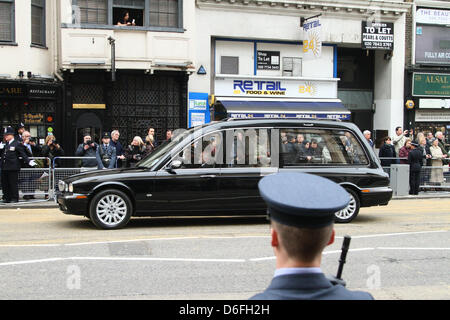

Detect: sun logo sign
303,18,322,59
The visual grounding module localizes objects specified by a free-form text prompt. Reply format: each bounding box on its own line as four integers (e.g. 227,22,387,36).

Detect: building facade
57,0,195,152
404,0,450,148
0,0,62,145
189,0,411,148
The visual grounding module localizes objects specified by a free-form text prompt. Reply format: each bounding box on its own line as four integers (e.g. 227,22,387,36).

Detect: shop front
406,7,450,148
407,72,450,148
211,75,350,121
0,80,62,145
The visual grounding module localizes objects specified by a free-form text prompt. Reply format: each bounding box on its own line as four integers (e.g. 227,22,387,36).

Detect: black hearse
57,119,392,229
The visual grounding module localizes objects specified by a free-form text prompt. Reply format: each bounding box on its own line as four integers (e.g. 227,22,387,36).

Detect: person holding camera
76,134,98,170
392,126,409,158
41,134,64,168
96,132,116,170
125,136,148,168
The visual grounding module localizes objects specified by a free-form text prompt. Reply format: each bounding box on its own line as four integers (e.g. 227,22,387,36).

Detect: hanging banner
302,18,322,59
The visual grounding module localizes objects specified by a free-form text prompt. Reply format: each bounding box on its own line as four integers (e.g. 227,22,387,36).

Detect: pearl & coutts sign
361,22,394,51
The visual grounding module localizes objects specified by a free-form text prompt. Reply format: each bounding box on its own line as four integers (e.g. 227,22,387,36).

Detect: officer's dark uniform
250,172,374,300
15,122,25,143
408,142,423,196
0,127,31,203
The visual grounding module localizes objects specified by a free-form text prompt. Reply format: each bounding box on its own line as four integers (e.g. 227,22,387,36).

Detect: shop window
282,57,302,77
31,0,45,46
149,0,179,28
72,0,182,29
221,56,239,75
0,0,14,43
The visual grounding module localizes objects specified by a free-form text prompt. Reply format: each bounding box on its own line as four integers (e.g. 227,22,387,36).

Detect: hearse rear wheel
334,188,360,223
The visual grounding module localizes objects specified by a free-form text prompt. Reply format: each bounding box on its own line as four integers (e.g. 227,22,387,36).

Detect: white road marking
345,230,448,239
1,246,449,267
377,247,450,251
0,230,447,249
0,256,246,267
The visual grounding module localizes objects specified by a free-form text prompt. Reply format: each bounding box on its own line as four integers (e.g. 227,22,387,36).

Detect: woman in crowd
398,138,412,165
145,132,156,154
41,135,65,168
125,136,150,168
429,138,448,186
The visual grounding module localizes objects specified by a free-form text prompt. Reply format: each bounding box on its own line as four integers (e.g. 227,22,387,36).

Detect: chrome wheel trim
96,194,128,226
335,193,357,220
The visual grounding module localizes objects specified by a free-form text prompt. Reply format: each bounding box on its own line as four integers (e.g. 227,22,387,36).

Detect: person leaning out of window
117,10,136,26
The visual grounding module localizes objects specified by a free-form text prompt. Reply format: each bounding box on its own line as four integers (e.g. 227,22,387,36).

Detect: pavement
0,190,449,210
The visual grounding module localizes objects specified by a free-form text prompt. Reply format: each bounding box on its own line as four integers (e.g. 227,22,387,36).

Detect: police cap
102,132,111,139
258,172,350,228
3,126,15,136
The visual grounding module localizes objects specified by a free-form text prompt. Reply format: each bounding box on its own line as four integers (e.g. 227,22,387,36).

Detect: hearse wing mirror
166,159,183,174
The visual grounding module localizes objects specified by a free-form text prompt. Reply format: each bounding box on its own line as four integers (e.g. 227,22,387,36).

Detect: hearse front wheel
89,189,132,229
334,188,360,223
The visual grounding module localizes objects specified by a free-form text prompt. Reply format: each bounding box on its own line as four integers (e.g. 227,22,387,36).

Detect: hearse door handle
200,175,216,179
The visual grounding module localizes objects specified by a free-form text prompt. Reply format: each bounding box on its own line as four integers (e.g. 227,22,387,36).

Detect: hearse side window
225,128,273,168
172,131,224,169
279,129,368,167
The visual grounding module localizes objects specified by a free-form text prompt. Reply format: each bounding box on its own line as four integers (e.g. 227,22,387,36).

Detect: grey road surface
0,198,449,300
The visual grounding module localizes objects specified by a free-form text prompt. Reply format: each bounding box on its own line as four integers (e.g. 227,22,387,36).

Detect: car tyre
334,188,360,223
89,189,132,229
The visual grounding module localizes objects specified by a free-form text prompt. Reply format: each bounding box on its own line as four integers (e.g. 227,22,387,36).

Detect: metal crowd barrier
379,157,450,191
0,157,52,205
52,157,98,200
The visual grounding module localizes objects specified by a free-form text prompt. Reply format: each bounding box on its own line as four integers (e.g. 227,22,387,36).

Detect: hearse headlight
58,181,66,192
68,183,74,193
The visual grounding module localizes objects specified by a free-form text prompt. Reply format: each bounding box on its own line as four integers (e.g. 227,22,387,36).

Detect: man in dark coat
75,134,98,169
408,142,424,196
250,172,374,300
378,137,396,175
111,130,125,168
0,127,36,203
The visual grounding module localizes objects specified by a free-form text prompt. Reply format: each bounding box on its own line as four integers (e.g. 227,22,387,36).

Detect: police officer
16,122,25,143
0,127,36,203
250,172,374,300
96,132,117,170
